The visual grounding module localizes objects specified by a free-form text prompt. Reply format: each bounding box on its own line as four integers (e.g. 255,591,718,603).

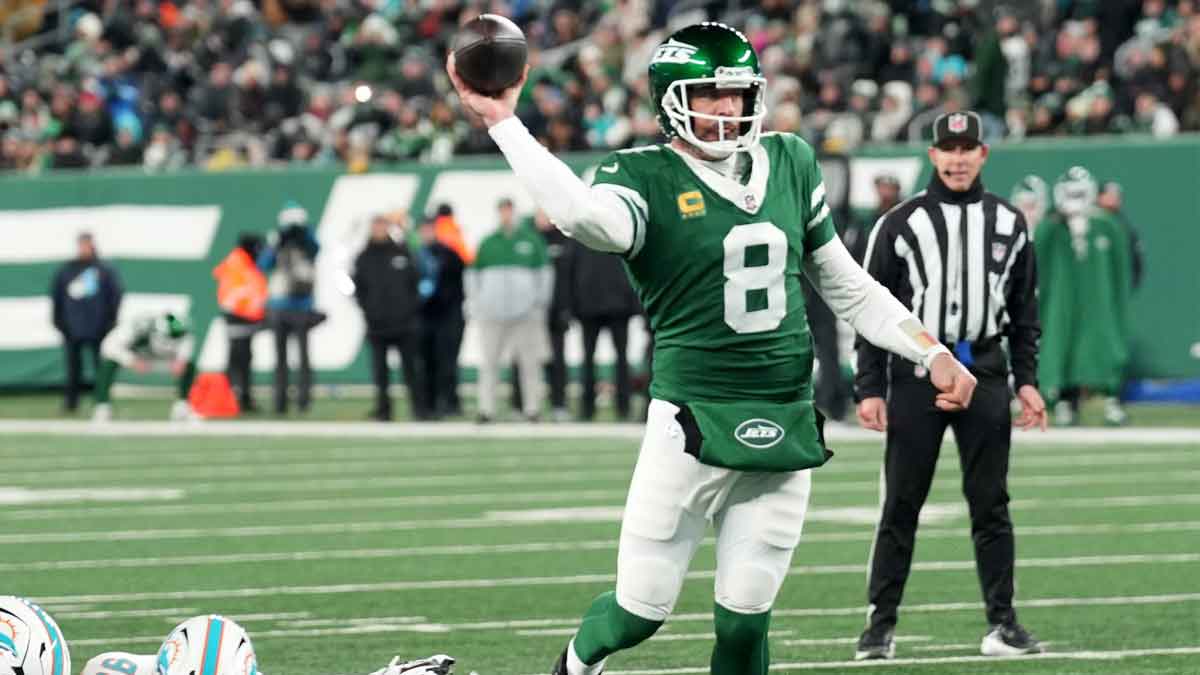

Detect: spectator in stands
353,213,426,422
467,198,551,423
566,238,640,422
416,215,466,419
51,231,123,414
258,201,324,415
213,232,267,413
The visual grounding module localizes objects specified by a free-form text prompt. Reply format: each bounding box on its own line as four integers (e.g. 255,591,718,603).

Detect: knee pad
617,554,683,621
715,562,783,615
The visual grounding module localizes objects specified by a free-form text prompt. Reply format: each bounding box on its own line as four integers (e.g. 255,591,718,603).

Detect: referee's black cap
932,110,983,148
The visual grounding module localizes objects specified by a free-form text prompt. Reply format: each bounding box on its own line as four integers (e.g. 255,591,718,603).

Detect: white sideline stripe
233,593,1200,635
56,607,196,620
778,636,933,648
1,419,1197,445
11,521,1197,572
11,489,1200,524
2,490,631,521
13,449,1197,486
593,647,1200,674
0,487,184,505
8,465,1197,499
0,430,1171,467
31,555,1200,605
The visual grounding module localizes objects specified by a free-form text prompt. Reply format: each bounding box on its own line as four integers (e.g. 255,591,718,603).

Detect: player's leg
272,320,290,414
710,468,812,675
609,316,631,421
169,359,198,420
296,324,313,412
578,319,601,420
92,357,120,421
558,400,715,674
859,374,948,657
512,314,545,418
949,377,1040,654
475,319,504,421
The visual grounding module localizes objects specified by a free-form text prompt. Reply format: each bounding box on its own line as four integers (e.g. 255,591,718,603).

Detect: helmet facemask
661,68,767,159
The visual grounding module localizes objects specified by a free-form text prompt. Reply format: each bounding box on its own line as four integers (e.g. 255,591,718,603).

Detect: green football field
4,421,1199,674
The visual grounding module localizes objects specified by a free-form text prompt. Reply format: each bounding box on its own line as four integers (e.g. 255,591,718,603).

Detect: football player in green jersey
449,21,977,675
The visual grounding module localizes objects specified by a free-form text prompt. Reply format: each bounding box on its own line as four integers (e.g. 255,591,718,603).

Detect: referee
853,111,1047,660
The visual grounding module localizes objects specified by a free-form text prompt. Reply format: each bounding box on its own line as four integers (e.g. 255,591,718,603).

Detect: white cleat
981,622,1043,656
170,400,200,422
91,403,112,422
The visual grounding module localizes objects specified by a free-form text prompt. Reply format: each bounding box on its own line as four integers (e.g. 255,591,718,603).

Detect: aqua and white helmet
157,615,258,675
0,596,70,675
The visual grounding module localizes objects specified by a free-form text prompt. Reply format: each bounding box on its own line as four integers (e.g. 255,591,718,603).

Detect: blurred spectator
466,198,551,423
353,213,426,421
532,209,572,422
8,0,1200,173
566,239,640,422
258,201,324,415
1035,167,1132,427
213,232,268,413
416,216,466,419
1096,180,1146,290
51,232,123,413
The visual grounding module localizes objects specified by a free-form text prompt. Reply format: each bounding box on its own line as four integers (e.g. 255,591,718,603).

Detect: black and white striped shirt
855,175,1040,399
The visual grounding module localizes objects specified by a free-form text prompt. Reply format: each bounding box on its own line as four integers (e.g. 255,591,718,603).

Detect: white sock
566,639,607,675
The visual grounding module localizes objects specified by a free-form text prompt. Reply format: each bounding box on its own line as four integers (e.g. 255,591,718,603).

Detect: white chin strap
662,77,767,158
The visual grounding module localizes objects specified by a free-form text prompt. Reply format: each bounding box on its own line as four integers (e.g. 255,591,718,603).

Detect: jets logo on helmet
652,39,700,65
0,596,71,675
649,22,768,158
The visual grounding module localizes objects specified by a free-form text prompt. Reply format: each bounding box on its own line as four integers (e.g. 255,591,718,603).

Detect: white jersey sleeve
803,236,950,369
80,652,159,675
487,116,635,254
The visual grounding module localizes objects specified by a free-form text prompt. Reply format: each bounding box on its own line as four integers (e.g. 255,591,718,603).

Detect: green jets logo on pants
734,418,785,449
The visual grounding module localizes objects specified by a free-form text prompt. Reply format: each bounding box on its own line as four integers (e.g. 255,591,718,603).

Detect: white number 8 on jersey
723,222,787,334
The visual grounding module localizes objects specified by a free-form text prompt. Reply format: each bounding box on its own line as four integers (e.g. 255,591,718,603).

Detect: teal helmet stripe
0,631,16,655
199,616,226,675
22,600,65,675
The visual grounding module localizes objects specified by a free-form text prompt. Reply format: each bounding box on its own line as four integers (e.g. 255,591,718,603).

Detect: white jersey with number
80,652,158,675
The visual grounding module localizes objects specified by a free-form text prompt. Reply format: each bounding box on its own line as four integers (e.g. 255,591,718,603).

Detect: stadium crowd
1,0,1199,173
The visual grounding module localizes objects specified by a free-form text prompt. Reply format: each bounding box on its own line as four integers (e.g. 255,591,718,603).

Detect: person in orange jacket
432,203,475,265
213,233,268,412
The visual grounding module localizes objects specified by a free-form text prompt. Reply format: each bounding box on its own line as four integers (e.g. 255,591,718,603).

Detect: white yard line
10,449,1196,487
590,646,1200,674
30,554,1200,606
1,419,1197,445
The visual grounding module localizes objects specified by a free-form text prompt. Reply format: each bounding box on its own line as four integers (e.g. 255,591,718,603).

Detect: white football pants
615,399,812,621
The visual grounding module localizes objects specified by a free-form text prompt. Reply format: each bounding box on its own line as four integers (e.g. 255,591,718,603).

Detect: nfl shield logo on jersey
948,113,968,133
743,193,757,211
992,241,1008,263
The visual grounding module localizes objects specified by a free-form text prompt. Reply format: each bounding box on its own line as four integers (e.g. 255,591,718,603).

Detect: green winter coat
1034,209,1131,398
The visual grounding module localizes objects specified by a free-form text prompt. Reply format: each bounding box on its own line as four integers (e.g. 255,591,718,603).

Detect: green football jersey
592,132,837,403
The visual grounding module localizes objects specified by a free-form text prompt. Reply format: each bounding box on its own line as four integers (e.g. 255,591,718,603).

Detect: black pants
63,338,100,411
270,311,313,414
803,278,850,421
368,332,425,419
225,316,258,409
579,315,631,420
866,371,1016,629
419,307,464,417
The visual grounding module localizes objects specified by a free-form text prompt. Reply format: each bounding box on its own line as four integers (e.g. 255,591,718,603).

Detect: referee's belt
891,336,1008,379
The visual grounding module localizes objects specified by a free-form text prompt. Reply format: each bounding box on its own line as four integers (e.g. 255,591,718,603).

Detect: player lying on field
448,20,977,675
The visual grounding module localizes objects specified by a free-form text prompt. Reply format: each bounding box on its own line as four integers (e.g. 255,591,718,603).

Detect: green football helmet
649,22,767,157
1053,166,1097,216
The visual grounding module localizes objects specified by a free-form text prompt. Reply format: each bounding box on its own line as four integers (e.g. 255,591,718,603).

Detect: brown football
452,14,528,96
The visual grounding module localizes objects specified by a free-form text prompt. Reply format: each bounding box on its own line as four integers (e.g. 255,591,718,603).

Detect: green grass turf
2,432,1197,674
3,391,1198,426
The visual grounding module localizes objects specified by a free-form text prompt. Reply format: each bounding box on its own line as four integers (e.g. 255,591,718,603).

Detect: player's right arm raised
447,54,635,255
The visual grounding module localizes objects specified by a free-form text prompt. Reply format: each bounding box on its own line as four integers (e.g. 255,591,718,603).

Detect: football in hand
451,14,528,97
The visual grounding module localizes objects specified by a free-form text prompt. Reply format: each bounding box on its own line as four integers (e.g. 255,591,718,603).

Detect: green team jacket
1034,209,1132,396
